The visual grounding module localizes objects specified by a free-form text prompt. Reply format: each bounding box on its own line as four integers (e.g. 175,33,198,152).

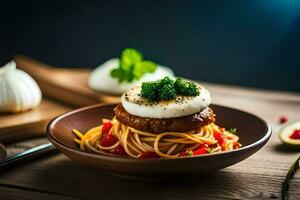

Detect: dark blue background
1,1,299,91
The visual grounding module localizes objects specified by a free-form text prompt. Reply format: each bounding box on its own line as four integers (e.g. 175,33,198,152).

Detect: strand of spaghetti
194,134,211,143
80,134,91,151
97,141,120,150
167,144,178,155
159,146,175,152
129,128,158,137
134,133,148,152
177,144,186,152
140,137,156,142
126,139,142,154
205,125,214,134
227,142,234,150
142,142,155,152
154,133,183,158
126,130,143,154
120,123,126,134
201,128,214,140
163,139,198,144
112,121,121,136
80,142,86,151
197,137,217,145
230,135,240,142
156,141,174,147
226,141,233,150
72,129,83,139
122,128,139,158
163,132,197,141
211,146,221,153
89,131,101,146
179,133,206,143
85,140,112,156
80,126,101,150
164,133,207,144
130,134,147,152
127,130,147,156
74,121,241,159
187,143,201,151
194,132,212,141
113,127,121,141
83,139,93,152
74,138,81,145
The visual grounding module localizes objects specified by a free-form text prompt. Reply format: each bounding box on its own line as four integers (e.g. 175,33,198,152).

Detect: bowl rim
46,103,272,163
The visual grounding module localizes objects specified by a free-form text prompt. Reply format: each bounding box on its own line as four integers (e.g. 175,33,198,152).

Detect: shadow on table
271,143,300,154
18,154,264,199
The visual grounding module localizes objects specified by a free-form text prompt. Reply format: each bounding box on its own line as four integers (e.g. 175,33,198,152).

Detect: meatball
114,104,215,134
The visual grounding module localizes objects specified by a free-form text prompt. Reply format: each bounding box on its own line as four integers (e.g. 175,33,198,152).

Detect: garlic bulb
0,61,42,113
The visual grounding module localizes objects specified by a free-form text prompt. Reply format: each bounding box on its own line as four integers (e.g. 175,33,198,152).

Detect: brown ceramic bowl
47,104,271,180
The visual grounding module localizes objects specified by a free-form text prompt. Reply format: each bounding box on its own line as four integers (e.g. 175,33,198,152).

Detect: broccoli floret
140,81,159,101
159,83,177,100
140,77,199,101
141,77,176,101
159,76,174,86
174,77,199,96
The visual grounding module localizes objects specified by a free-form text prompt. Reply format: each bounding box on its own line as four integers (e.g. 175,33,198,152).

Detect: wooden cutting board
14,55,120,107
0,99,69,143
0,55,120,143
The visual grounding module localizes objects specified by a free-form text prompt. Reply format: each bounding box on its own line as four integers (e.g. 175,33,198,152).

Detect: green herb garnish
110,48,157,83
281,155,300,200
140,77,200,101
207,148,212,154
187,151,193,156
228,128,237,134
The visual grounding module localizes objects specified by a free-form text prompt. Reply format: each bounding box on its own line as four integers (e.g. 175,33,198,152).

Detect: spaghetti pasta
73,118,241,159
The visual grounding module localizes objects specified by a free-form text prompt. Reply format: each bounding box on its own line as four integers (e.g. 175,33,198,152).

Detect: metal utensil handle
0,143,57,171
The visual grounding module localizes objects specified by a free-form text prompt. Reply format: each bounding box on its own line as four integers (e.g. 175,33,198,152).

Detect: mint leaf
110,48,157,83
120,48,142,71
134,61,157,79
110,68,126,83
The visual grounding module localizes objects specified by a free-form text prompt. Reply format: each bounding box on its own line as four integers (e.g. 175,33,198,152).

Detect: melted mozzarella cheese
121,84,211,118
88,58,174,95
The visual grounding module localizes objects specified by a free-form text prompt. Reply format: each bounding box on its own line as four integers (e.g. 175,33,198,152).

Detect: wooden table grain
0,83,299,200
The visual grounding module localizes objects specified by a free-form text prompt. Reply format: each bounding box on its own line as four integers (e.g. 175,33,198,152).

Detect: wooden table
1,83,299,200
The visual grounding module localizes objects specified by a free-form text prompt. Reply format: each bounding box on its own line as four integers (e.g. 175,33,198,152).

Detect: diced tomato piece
179,150,193,157
138,152,160,158
200,143,209,148
193,147,208,155
279,115,288,124
102,121,113,137
233,142,241,149
289,129,300,140
111,145,127,156
100,134,118,147
179,151,187,157
214,131,225,145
